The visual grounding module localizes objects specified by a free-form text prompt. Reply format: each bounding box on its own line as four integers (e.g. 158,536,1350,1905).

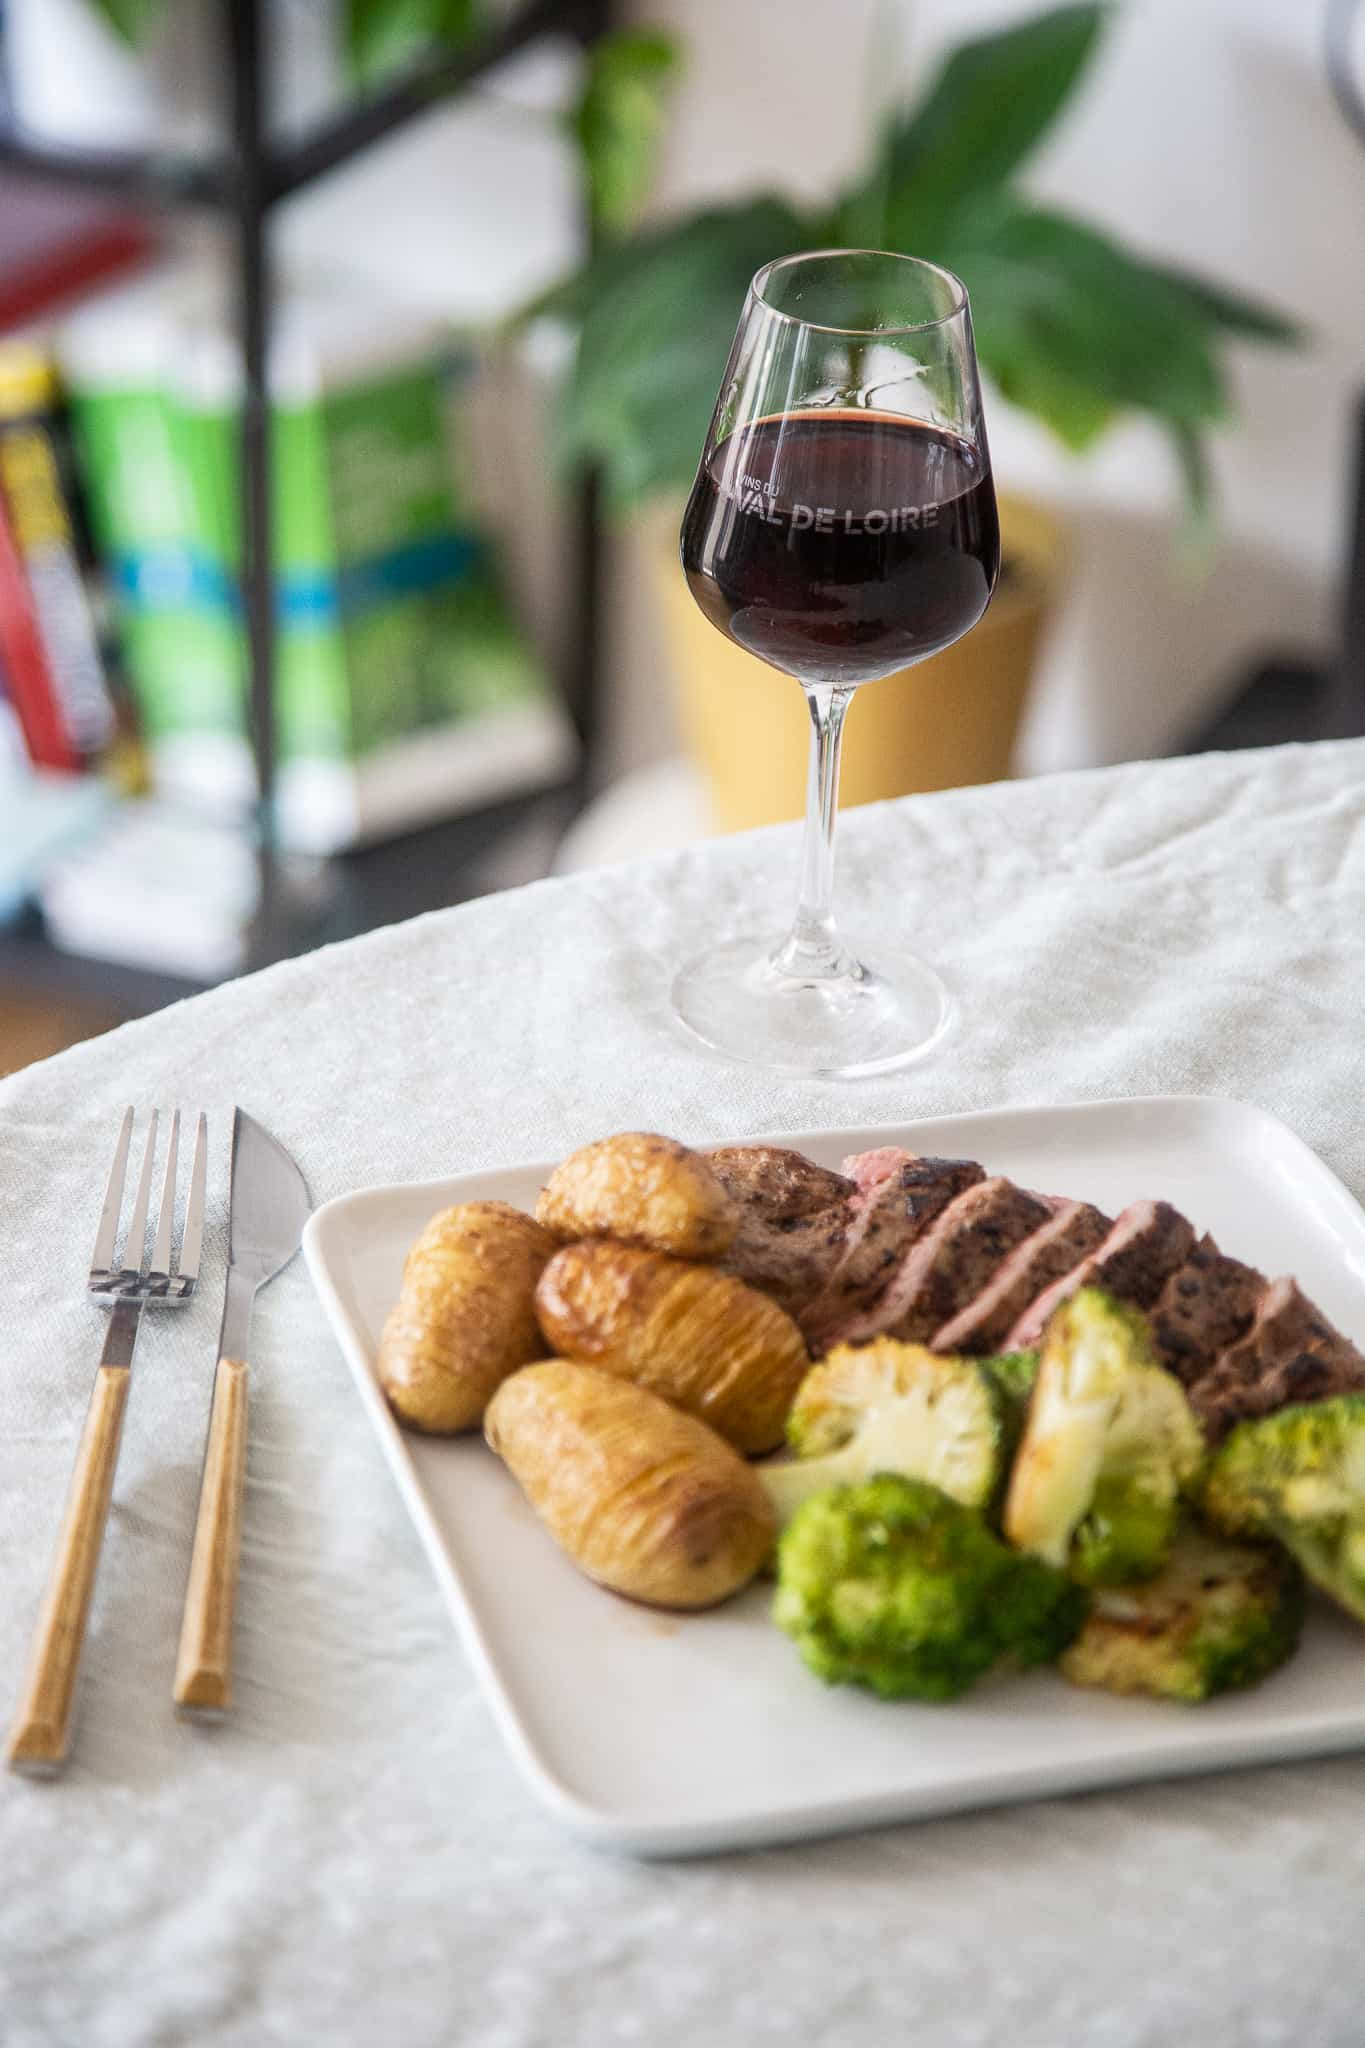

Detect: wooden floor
0,995,119,1079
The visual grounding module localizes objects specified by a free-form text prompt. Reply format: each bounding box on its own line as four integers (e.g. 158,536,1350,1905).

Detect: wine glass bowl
673,249,999,1077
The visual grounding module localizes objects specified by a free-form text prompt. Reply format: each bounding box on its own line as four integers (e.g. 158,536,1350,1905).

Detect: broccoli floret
1060,1522,1304,1702
760,1340,1010,1530
1003,1289,1204,1586
1203,1394,1365,1623
980,1347,1039,1414
979,1348,1039,1460
773,1473,1088,1701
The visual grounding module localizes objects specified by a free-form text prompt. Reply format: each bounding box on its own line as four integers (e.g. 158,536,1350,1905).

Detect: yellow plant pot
654,492,1065,833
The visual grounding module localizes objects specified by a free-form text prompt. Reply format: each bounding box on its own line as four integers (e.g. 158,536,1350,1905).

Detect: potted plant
535,3,1302,830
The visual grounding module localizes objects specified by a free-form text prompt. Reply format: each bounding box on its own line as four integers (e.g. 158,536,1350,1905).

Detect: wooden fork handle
174,1356,248,1717
7,1364,131,1774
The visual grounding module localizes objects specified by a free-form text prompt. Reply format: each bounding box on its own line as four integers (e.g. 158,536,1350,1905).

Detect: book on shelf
0,664,31,780
58,272,577,854
0,343,118,769
0,475,78,773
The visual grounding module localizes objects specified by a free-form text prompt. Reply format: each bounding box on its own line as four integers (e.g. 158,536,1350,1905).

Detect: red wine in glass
672,249,1000,1077
681,408,999,686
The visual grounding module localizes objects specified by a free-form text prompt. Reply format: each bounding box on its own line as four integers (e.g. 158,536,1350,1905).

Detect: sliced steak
707,1145,855,1219
707,1146,855,1317
842,1145,919,1197
1147,1234,1265,1386
1191,1349,1365,1442
1214,1275,1359,1373
932,1200,1112,1356
799,1151,985,1352
1188,1277,1365,1441
1005,1199,1197,1350
830,1177,1054,1349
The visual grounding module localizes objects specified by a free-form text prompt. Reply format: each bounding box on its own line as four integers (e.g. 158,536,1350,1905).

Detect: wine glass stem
771,683,854,981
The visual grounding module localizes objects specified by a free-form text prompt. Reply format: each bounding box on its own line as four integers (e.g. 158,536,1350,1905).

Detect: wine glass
675,248,1000,1077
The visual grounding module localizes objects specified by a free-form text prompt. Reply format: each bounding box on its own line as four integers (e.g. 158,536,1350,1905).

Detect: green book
61,278,575,851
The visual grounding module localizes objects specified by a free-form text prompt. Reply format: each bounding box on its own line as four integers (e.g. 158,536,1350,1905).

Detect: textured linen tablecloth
5,738,1365,2048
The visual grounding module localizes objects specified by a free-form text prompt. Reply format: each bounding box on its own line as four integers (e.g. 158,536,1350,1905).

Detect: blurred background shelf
0,0,612,1059
2,776,576,1002
0,0,604,206
0,913,204,1014
0,779,579,1078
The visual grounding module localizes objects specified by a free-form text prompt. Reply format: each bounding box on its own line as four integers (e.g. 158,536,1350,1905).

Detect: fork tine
90,1106,134,1278
150,1109,180,1279
121,1110,159,1279
177,1112,208,1285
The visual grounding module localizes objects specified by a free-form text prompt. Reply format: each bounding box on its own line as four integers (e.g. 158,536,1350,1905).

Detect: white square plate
303,1096,1365,1858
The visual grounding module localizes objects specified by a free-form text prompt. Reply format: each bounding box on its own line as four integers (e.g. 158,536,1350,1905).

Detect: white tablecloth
5,739,1365,2047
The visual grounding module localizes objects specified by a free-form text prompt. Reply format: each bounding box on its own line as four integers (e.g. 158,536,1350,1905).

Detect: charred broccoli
1004,1289,1204,1585
772,1473,1088,1701
979,1348,1040,1458
760,1340,1010,1530
980,1347,1040,1415
1202,1394,1365,1623
1060,1522,1304,1702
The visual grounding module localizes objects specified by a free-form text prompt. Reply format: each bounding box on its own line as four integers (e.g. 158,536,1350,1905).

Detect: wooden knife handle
174,1355,248,1717
7,1364,131,1774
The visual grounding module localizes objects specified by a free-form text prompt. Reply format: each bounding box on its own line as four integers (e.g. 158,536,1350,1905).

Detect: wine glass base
671,936,953,1078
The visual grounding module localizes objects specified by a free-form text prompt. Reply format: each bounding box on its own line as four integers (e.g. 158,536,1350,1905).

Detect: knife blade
173,1108,311,1717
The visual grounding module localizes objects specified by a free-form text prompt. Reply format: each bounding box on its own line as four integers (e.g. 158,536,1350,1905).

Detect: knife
173,1107,311,1717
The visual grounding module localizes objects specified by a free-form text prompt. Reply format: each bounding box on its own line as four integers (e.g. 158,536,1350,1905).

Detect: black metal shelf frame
0,0,609,983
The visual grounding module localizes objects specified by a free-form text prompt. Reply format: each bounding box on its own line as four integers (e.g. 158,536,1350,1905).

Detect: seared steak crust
708,1145,855,1315
707,1145,855,1219
933,1200,1112,1356
1212,1276,1358,1374
831,1178,1054,1349
1188,1278,1365,1441
1148,1234,1265,1386
1006,1200,1196,1350
799,1152,985,1351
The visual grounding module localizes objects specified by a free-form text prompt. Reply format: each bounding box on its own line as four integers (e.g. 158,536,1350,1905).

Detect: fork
6,1107,207,1775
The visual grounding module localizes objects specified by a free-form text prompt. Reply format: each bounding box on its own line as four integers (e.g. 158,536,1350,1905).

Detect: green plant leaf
542,197,809,507
1168,420,1211,518
531,2,1306,520
988,352,1118,453
83,0,166,45
839,2,1109,251
569,29,681,241
950,198,1230,461
1168,421,1217,567
343,0,481,89
1152,266,1305,346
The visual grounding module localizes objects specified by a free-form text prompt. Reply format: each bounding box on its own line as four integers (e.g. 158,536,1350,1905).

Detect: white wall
612,0,1365,777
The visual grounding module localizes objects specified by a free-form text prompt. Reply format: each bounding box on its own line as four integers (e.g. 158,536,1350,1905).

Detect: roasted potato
535,1132,738,1260
485,1361,775,1608
379,1201,556,1434
534,1241,809,1455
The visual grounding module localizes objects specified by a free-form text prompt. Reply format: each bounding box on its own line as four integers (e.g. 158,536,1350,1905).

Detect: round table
5,738,1365,2047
